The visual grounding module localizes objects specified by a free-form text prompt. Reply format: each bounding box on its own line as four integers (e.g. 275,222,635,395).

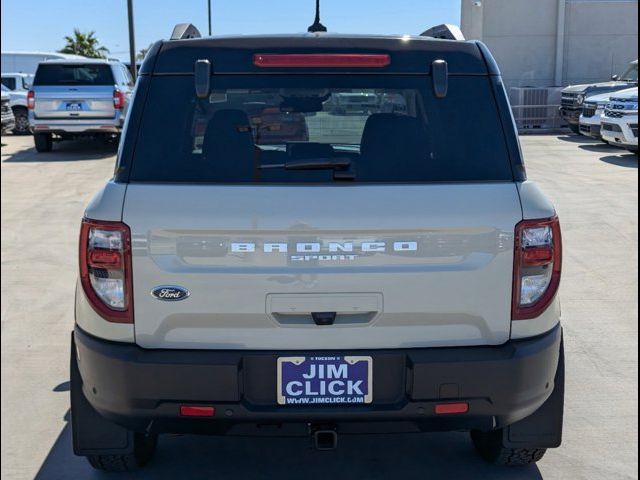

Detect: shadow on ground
599,153,638,168
35,410,543,480
555,134,600,144
1,136,116,163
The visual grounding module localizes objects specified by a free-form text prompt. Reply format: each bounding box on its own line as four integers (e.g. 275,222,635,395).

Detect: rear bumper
29,115,123,134
73,324,562,435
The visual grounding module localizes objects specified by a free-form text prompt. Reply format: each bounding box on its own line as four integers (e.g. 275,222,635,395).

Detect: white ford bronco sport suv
71,23,565,472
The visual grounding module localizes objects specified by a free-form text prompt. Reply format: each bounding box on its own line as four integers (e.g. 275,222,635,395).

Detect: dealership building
461,0,638,88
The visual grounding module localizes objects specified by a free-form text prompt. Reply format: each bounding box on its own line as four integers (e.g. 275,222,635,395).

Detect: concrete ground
1,133,637,480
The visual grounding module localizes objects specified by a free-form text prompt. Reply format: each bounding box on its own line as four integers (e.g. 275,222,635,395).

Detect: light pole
208,0,212,36
127,0,136,80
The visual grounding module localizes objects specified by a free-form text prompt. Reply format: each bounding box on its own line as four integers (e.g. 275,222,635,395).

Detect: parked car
28,59,134,152
560,59,638,134
1,51,86,76
250,107,309,144
1,72,34,92
71,26,564,472
600,87,638,153
1,84,29,135
578,91,611,140
326,92,380,115
1,89,15,134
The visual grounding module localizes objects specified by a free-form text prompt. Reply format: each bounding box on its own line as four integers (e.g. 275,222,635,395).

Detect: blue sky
1,0,461,61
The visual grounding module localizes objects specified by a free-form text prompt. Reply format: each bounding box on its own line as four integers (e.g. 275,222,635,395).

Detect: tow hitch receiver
310,425,338,450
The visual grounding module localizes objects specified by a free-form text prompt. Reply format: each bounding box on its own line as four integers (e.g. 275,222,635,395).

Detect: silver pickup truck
71,25,565,472
28,59,134,152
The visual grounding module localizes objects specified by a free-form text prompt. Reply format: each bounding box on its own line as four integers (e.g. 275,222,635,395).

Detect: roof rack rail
420,24,465,41
170,23,202,40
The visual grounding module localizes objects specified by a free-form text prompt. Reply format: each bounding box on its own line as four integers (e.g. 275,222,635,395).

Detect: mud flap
503,333,565,448
70,333,134,456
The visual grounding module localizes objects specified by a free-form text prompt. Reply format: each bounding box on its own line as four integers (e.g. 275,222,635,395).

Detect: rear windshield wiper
261,157,351,170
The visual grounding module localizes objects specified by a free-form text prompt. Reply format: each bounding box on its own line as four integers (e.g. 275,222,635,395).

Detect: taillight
253,53,391,68
113,89,125,110
27,90,35,109
512,216,562,320
79,219,133,323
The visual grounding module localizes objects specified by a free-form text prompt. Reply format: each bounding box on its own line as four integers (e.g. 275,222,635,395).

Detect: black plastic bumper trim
73,324,561,434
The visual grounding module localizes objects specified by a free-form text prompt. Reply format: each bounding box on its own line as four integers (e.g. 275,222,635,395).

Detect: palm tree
136,44,154,62
58,29,110,58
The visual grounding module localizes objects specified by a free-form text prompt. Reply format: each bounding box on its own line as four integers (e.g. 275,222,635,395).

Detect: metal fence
510,104,567,133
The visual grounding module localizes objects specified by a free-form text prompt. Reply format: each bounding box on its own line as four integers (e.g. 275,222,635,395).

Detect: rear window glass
34,64,115,86
128,75,513,183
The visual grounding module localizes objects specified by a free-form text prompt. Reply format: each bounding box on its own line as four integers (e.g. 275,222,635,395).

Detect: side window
1,77,16,90
122,66,134,86
112,66,125,86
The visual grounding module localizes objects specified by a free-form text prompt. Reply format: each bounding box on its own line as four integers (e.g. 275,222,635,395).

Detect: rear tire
86,433,158,472
34,133,52,152
11,107,30,135
471,429,547,466
568,123,580,134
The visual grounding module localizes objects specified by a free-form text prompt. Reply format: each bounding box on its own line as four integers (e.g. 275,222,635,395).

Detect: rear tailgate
124,184,521,350
33,86,115,119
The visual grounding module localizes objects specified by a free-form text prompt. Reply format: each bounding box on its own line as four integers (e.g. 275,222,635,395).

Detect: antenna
307,0,327,33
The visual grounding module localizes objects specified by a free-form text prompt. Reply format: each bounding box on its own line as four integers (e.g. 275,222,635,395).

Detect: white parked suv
579,91,611,141
600,88,638,153
1,74,32,134
1,72,33,92
71,25,565,472
28,59,134,151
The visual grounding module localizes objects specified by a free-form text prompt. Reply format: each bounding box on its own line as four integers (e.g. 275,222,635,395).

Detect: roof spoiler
420,24,465,41
170,23,202,40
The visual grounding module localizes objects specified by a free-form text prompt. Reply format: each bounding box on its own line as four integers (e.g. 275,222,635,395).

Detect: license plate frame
277,356,373,406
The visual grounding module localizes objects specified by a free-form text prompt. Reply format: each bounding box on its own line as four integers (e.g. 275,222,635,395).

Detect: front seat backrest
202,109,255,182
359,113,430,182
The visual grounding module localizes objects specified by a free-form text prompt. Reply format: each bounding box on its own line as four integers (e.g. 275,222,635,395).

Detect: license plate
66,103,82,111
277,356,372,406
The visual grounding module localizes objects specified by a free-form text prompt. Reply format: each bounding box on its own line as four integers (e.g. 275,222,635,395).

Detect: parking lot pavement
1,133,637,480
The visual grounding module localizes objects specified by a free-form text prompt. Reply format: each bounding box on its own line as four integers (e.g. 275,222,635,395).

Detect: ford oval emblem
151,286,190,301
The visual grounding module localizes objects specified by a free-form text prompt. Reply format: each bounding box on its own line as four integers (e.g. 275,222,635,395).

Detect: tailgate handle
432,59,448,98
311,312,336,326
194,59,211,99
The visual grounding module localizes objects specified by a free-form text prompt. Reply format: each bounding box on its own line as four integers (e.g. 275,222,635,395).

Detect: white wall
461,0,638,88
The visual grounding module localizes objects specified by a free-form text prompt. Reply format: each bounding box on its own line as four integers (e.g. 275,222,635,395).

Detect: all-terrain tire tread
87,454,138,472
499,447,547,466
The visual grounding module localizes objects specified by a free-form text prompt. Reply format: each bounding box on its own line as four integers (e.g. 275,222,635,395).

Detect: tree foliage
136,44,154,62
58,29,109,58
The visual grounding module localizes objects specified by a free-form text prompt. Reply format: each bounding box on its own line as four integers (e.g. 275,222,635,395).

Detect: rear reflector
253,54,391,68
180,405,215,417
88,249,122,269
434,403,469,415
523,246,554,266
